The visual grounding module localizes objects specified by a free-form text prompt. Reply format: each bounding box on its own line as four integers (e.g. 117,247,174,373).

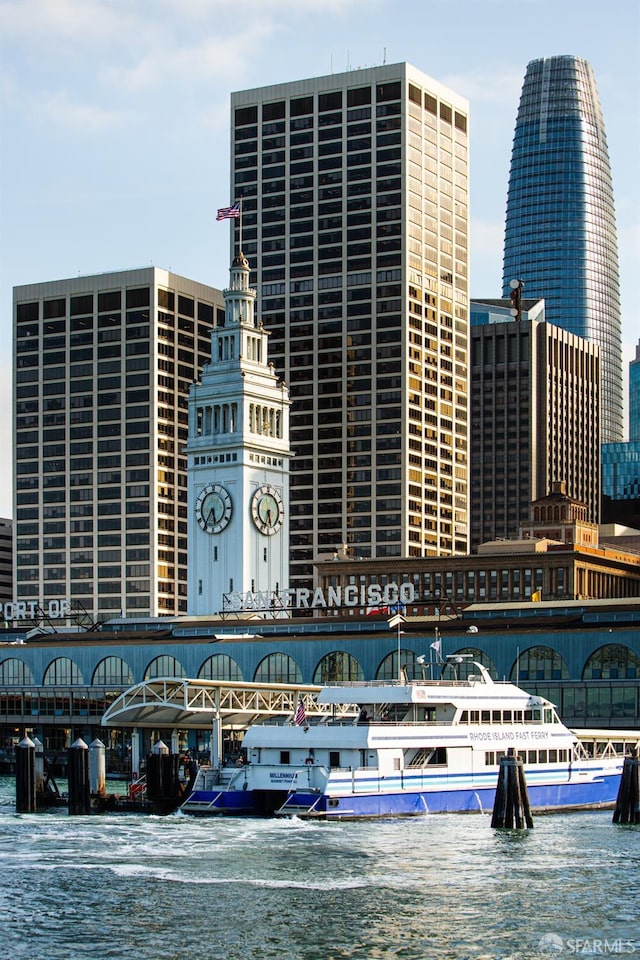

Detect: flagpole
238,197,243,254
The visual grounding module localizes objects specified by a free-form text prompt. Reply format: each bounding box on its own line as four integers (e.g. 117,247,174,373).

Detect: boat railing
320,678,499,689
574,731,640,760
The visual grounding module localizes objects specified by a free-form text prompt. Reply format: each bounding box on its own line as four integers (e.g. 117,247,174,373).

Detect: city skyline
2,0,639,518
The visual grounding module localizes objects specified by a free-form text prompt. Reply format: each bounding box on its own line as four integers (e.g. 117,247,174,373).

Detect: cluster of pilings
14,736,197,816
15,735,106,814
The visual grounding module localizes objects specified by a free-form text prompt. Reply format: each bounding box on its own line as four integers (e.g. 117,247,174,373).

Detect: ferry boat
181,659,631,819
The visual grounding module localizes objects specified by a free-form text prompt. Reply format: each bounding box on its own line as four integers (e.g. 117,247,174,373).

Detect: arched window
43,658,83,685
583,644,640,680
442,647,498,681
510,646,569,682
92,657,134,686
144,655,185,680
0,658,34,684
198,655,243,682
314,651,364,683
376,649,418,681
253,653,302,684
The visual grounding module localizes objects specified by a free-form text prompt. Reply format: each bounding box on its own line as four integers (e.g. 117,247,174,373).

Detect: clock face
196,483,233,534
251,484,284,536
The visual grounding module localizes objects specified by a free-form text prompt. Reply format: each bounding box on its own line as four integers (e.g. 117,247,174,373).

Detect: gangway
101,677,357,774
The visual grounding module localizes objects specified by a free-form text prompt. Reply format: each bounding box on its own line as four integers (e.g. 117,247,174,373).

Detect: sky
0,0,639,519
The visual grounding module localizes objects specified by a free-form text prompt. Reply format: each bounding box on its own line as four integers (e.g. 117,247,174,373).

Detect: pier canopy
101,678,337,729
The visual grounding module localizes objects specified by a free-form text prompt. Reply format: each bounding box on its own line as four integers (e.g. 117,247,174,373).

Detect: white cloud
36,91,122,133
102,23,277,93
0,0,132,48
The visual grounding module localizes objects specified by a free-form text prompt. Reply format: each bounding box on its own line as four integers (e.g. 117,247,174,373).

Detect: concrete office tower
502,56,623,443
470,299,600,550
230,63,470,589
0,519,12,605
13,270,224,621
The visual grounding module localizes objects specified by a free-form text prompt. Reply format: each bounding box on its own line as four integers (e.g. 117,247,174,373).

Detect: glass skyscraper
502,55,623,443
602,340,640,529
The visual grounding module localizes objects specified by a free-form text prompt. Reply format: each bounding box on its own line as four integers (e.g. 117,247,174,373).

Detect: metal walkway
101,678,354,729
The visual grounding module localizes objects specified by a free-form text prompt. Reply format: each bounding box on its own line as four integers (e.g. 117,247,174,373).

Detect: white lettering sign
224,583,416,612
0,600,72,621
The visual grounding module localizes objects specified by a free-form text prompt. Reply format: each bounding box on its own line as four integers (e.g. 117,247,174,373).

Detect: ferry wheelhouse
181,661,626,819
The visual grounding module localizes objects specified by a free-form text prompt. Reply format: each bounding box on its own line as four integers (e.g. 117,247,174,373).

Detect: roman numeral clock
251,484,284,536
185,249,291,617
196,483,233,535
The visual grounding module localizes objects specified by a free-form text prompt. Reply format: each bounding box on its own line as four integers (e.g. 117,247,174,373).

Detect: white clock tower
185,251,291,616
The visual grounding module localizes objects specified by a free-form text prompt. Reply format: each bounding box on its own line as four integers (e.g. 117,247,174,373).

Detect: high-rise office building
502,55,623,443
0,519,12,605
630,340,640,444
13,269,224,621
230,63,470,589
602,339,640,529
470,298,600,550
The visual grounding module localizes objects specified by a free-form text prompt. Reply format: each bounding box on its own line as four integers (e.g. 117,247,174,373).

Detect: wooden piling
15,736,36,813
613,749,640,825
145,742,184,813
491,748,533,829
67,738,90,815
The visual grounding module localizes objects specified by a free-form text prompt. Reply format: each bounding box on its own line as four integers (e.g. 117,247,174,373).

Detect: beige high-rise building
13,269,224,621
230,62,470,590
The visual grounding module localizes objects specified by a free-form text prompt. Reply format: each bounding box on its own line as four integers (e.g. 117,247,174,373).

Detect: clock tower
185,251,291,615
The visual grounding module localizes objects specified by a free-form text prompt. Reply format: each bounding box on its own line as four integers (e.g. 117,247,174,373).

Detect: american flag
216,201,241,221
294,697,306,726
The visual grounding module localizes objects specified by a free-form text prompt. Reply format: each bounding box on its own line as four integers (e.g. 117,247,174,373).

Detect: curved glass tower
503,55,623,442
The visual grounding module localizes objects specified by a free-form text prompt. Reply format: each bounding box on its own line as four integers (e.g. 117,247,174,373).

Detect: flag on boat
531,590,542,602
216,201,241,221
430,638,441,654
294,697,306,726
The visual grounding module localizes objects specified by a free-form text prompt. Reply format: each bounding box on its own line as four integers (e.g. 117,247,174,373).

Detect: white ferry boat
181,660,631,819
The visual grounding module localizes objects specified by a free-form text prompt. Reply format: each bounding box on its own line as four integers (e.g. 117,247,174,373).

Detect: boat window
538,750,547,763
329,751,340,768
280,750,290,764
549,750,557,762
527,750,537,763
481,710,490,723
492,710,501,723
524,710,533,722
470,710,480,724
559,750,567,762
503,710,512,723
459,710,468,723
517,750,526,762
514,711,523,723
533,710,541,722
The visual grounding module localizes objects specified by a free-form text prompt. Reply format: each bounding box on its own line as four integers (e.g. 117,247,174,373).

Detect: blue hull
184,771,621,819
